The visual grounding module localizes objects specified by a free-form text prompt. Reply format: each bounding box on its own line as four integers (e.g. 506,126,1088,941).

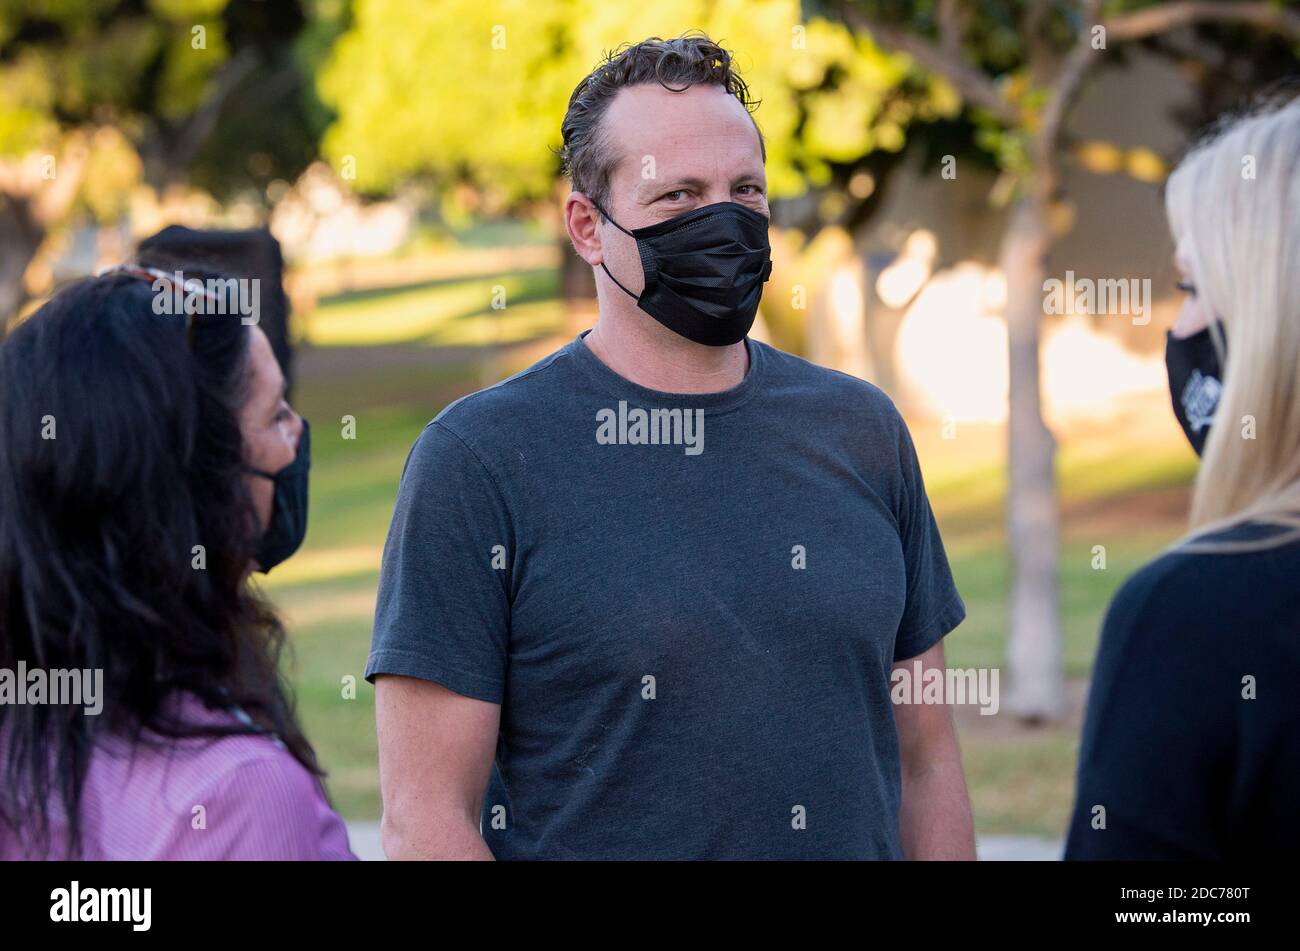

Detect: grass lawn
266,269,1198,837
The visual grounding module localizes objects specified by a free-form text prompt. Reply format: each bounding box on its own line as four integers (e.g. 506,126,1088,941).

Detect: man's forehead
602,84,764,183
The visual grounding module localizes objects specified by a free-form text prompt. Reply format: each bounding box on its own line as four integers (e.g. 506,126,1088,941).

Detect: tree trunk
860,246,903,400
560,233,595,301
1000,193,1065,722
0,195,43,325
559,230,596,336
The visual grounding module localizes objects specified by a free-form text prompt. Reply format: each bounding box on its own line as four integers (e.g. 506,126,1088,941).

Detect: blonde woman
1067,91,1300,860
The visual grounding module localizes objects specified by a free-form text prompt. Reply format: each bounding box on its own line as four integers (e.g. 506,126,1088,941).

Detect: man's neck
583,311,749,394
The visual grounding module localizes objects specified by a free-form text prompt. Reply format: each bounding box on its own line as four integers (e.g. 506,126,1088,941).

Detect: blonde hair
1164,91,1300,553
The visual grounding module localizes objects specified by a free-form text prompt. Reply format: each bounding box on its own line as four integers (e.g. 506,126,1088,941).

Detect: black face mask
593,199,773,346
1165,323,1225,456
245,418,311,572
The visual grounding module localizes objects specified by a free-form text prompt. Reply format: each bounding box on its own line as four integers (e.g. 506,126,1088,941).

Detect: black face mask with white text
1164,323,1225,456
593,199,773,347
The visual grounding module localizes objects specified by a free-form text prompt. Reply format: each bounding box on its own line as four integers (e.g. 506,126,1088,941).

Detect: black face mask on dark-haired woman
244,419,311,572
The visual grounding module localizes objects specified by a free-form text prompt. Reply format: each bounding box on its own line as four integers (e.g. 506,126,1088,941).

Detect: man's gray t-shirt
365,331,965,859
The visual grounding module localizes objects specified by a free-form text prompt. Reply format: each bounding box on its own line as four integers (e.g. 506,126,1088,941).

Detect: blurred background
2,0,1296,856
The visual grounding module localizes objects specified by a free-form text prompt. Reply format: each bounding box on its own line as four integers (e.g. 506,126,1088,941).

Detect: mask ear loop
590,198,642,303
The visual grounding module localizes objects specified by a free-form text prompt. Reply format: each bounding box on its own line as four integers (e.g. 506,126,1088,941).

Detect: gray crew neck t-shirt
365,331,965,859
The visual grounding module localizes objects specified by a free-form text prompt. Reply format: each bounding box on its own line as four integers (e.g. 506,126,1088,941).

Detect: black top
1066,521,1300,859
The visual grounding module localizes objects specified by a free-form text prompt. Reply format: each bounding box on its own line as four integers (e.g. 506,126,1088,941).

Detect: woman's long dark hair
0,269,322,858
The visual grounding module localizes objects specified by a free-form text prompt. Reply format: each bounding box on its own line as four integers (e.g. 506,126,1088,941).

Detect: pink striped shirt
0,692,357,860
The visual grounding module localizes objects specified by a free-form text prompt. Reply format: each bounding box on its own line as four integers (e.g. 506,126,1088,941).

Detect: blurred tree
315,0,963,344
0,0,322,323
823,0,1300,721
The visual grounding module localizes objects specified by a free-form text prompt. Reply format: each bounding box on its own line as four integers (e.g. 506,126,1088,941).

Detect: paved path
343,821,1061,861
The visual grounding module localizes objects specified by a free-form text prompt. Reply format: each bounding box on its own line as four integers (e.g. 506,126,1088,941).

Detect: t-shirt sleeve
891,415,965,661
1065,564,1234,860
364,420,513,703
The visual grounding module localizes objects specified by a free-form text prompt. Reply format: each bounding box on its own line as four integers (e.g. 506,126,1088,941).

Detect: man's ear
564,193,604,266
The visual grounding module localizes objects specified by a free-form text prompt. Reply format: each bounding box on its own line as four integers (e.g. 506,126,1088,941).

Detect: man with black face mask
367,35,974,860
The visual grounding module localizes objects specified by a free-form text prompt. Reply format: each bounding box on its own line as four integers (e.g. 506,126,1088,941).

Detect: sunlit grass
304,267,561,346
963,732,1082,839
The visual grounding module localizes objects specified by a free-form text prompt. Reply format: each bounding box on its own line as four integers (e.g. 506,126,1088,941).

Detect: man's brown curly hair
558,32,765,219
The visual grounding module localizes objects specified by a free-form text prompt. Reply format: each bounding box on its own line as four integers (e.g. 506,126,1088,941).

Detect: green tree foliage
1,0,231,174
0,0,319,320
316,0,962,218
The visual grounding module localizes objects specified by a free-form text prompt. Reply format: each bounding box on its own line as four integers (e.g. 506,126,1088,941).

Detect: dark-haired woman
0,267,355,860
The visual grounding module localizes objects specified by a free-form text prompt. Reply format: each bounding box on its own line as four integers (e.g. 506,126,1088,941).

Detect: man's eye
661,190,686,202
1176,280,1197,297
